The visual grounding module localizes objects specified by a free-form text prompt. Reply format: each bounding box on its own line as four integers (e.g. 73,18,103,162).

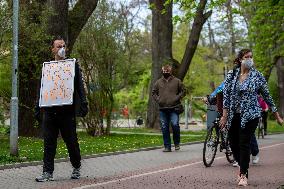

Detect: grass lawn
0,132,205,165
267,120,284,134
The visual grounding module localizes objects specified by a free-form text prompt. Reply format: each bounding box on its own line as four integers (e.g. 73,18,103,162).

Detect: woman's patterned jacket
223,67,277,129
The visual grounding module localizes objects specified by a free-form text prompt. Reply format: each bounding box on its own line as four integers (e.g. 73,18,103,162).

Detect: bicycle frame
203,102,234,167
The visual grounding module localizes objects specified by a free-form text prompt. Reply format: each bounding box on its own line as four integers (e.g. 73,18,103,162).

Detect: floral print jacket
223,67,277,129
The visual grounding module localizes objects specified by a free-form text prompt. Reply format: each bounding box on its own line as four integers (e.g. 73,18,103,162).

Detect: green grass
267,120,284,134
0,132,205,165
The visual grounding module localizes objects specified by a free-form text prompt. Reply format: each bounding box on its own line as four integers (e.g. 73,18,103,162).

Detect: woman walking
219,49,283,186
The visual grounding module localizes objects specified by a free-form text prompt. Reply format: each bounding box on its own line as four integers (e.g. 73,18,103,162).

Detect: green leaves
247,0,284,76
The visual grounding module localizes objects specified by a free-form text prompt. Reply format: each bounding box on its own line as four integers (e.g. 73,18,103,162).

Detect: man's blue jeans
159,109,180,149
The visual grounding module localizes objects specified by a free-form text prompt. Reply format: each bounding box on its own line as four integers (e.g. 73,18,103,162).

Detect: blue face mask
241,58,254,68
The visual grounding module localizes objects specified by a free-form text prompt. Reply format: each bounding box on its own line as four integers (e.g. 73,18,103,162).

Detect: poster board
39,59,76,107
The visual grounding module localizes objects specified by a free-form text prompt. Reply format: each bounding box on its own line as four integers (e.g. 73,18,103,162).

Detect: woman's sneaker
238,174,248,186
35,172,54,182
232,161,239,167
252,155,260,164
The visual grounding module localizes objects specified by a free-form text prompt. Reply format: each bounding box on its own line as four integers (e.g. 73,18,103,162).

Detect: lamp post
10,0,19,156
184,99,189,129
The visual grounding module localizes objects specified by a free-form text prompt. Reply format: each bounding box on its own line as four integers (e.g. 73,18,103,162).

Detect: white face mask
58,47,66,58
241,58,254,68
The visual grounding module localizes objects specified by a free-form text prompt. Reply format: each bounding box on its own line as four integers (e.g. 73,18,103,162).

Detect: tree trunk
276,56,284,117
18,0,98,136
18,1,50,137
177,0,212,80
47,0,69,41
226,0,236,55
147,0,212,128
146,0,173,129
68,0,99,52
207,19,223,60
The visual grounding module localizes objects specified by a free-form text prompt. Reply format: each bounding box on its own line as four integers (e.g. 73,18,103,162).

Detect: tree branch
68,0,99,52
177,0,212,80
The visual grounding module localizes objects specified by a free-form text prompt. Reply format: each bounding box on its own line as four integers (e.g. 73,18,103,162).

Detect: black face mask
163,73,171,79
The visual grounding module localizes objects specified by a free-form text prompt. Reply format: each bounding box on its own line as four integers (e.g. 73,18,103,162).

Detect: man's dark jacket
152,75,185,109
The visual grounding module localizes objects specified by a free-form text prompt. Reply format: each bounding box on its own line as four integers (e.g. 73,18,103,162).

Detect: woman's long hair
233,49,252,67
234,49,252,67
231,49,252,79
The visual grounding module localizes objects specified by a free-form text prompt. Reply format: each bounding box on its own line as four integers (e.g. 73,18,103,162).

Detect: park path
0,134,283,189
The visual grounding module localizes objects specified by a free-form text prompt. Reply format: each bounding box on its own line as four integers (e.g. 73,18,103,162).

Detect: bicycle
203,117,235,167
257,117,265,139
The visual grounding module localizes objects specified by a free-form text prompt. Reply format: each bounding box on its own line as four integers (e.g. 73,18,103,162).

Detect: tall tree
0,1,12,120
73,1,125,136
147,0,174,129
247,0,284,116
225,0,236,55
177,0,212,80
147,0,212,128
18,0,98,136
276,57,284,117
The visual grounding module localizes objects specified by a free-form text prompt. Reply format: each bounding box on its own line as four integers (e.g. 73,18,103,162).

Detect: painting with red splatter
39,59,76,107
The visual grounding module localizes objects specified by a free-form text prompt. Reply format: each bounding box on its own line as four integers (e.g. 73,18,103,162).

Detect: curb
0,140,203,170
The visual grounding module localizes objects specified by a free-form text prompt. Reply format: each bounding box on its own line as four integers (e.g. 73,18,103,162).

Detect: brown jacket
152,76,185,109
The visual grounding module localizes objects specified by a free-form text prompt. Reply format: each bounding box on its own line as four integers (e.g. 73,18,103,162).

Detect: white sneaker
238,174,248,186
252,155,260,164
232,161,239,167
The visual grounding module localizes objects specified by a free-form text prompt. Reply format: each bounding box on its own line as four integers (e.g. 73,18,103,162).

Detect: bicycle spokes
203,126,219,167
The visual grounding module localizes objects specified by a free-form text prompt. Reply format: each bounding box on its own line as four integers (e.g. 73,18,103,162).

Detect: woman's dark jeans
228,113,259,177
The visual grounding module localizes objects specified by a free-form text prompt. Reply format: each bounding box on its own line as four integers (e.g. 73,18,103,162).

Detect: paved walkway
0,134,284,189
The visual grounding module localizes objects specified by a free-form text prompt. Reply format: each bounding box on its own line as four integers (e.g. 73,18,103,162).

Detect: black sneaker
71,167,81,179
35,172,54,182
163,148,172,152
175,145,180,151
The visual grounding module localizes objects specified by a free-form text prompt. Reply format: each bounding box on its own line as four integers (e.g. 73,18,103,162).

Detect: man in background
152,64,185,152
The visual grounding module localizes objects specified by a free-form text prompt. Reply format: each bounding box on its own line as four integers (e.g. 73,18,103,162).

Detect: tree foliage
73,1,137,135
16,0,98,136
246,0,284,77
0,1,12,124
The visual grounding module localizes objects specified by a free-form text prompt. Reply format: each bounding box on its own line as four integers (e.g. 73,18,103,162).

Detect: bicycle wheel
260,122,265,139
225,136,235,163
257,118,265,139
257,120,260,139
203,126,219,167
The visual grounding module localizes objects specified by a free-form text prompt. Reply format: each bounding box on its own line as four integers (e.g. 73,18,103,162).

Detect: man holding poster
35,37,88,182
